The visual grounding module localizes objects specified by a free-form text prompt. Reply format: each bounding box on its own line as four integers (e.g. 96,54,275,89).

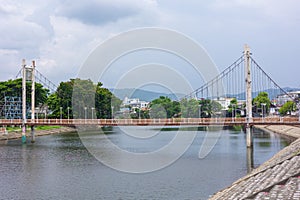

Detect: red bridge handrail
0,117,299,126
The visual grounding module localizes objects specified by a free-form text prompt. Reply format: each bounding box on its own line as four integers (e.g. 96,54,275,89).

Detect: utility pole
22,59,27,144
245,44,253,148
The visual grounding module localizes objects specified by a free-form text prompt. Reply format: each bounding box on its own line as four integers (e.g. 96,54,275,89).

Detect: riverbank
0,126,76,141
209,125,300,199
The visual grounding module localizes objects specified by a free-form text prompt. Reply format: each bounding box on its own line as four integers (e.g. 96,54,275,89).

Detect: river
0,126,291,200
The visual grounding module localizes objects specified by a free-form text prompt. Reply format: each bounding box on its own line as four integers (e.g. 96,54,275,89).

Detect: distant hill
110,88,185,102
229,87,300,100
110,87,300,102
283,87,300,93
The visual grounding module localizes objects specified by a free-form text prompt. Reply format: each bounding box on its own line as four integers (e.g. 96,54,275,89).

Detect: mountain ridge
109,88,185,102
110,87,300,102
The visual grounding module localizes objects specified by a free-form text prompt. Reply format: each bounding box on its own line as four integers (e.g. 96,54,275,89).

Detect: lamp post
232,105,235,122
44,107,47,120
84,107,87,123
36,107,39,122
298,103,300,122
112,106,114,119
234,104,237,119
139,108,141,121
67,107,70,123
261,103,266,122
198,104,202,123
91,107,94,120
60,107,62,123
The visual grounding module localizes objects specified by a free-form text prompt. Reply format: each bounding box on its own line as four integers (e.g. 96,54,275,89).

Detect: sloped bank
209,125,300,200
0,126,76,141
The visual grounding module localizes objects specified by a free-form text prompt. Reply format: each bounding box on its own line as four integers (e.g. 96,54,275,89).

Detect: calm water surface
0,127,291,200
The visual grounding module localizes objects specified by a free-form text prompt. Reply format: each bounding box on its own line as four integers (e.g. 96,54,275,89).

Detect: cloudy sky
1,0,300,91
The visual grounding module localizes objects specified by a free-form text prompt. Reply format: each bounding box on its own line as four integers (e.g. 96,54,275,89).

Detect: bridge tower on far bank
244,44,253,148
21,59,36,144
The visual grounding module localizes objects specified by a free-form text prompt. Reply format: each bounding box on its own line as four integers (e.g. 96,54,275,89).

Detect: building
275,91,300,106
122,97,149,111
215,97,234,110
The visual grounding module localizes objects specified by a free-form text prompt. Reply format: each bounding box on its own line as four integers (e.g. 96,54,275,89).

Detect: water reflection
0,126,292,200
246,147,254,173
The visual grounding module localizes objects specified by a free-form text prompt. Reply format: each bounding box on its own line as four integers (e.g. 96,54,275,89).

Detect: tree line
0,78,121,119
0,79,297,119
130,92,297,119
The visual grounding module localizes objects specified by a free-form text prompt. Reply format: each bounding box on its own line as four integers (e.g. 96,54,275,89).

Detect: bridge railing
0,117,299,126
0,119,22,125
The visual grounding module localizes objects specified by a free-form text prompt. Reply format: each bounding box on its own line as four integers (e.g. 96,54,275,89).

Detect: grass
5,125,61,132
35,126,61,130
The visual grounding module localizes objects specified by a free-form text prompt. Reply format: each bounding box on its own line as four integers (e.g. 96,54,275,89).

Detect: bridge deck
0,117,299,126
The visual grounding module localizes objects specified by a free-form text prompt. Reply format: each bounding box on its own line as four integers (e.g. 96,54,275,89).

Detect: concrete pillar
245,45,253,148
246,124,253,147
245,44,252,121
246,145,254,173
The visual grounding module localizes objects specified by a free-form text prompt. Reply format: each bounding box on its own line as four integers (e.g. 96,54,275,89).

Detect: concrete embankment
209,125,300,200
255,125,300,140
0,126,76,141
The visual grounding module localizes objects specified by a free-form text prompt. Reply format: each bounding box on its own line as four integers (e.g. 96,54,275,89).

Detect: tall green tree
0,78,49,106
210,100,223,117
181,98,199,118
279,101,296,115
150,96,180,118
198,99,222,118
252,92,271,114
228,98,238,117
95,82,122,119
47,79,121,119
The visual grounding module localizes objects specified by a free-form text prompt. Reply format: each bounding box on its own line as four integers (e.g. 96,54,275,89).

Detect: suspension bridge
0,45,299,144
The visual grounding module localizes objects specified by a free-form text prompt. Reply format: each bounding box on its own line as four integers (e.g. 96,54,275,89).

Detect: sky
1,0,300,92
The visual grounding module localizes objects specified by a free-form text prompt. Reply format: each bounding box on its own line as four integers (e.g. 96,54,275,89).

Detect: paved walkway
209,125,300,200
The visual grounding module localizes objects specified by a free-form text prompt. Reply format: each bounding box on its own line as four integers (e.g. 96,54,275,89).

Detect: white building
275,91,300,106
122,97,149,110
215,97,234,110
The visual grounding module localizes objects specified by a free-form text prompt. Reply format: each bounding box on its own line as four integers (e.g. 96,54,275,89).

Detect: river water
0,126,291,200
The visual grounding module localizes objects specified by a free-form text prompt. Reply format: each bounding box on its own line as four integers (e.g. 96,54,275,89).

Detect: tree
0,78,49,106
180,98,199,118
198,99,222,118
95,82,121,119
47,79,121,119
210,100,223,117
198,99,211,118
279,101,296,115
252,92,271,114
130,108,149,119
150,96,180,118
228,98,238,117
149,104,167,118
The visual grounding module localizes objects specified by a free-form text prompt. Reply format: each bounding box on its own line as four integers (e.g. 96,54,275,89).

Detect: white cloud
0,0,162,84
0,0,299,88
55,0,158,25
211,0,300,23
